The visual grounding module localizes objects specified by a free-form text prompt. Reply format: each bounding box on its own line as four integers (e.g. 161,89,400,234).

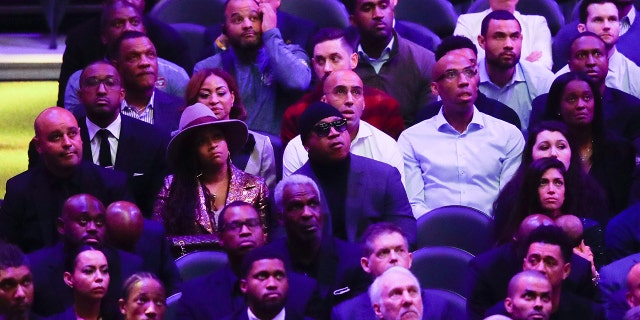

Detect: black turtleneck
309,155,351,240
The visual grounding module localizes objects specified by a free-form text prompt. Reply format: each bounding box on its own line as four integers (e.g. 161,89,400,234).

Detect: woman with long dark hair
543,71,637,219
153,103,268,257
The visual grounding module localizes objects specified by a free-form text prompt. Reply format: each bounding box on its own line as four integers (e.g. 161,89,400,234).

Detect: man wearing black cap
293,101,416,247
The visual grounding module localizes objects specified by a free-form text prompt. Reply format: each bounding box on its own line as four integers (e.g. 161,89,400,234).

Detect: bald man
282,70,404,181
0,107,131,253
27,194,143,317
504,271,553,320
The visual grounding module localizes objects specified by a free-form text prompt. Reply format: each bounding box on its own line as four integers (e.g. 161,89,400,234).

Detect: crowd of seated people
4,0,640,318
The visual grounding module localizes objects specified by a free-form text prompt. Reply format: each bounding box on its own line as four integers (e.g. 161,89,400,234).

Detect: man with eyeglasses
176,201,317,320
75,60,169,216
291,101,415,247
0,107,131,254
399,37,524,219
282,69,404,183
332,222,462,320
477,10,554,131
264,174,370,319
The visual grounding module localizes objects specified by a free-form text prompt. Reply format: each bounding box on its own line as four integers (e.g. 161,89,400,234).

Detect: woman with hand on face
543,72,637,221
185,68,277,189
507,157,606,268
493,121,608,245
119,273,166,320
47,246,109,320
153,103,269,257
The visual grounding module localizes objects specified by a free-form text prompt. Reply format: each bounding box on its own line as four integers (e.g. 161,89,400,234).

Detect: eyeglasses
82,77,121,89
222,218,261,232
311,118,348,137
435,67,478,82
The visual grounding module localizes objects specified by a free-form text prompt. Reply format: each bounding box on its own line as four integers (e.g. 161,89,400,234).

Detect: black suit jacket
202,11,317,58
176,264,317,320
293,154,416,248
151,89,183,135
606,202,640,261
134,219,181,294
79,115,169,215
465,242,597,320
28,243,143,318
0,162,131,253
57,15,192,107
415,91,522,129
265,237,370,319
221,308,312,320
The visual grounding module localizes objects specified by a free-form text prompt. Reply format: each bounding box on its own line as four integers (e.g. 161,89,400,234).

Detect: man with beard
399,43,524,218
222,246,308,320
342,0,436,126
503,271,553,320
194,0,311,135
477,10,554,130
0,242,36,320
369,266,424,320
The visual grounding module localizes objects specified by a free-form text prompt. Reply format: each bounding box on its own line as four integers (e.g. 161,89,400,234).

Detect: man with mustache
194,0,312,135
77,60,169,216
176,201,316,320
399,38,524,219
0,108,130,253
108,31,183,134
477,10,554,130
26,194,143,318
265,174,370,318
282,69,404,182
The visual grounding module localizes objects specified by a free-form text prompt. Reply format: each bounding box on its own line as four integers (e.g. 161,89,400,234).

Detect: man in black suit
485,225,605,320
27,194,143,318
293,101,416,246
0,107,131,253
224,246,310,320
466,215,596,320
267,174,370,319
58,0,191,107
176,201,316,320
77,60,168,215
0,242,37,320
109,31,183,134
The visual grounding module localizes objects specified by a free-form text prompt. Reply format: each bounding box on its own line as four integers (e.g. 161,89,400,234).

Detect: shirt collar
352,120,372,144
357,35,395,62
86,114,122,141
122,90,155,112
247,307,285,320
434,105,485,134
478,58,525,87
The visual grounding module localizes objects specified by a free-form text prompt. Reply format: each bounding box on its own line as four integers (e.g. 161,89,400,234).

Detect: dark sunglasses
312,119,348,137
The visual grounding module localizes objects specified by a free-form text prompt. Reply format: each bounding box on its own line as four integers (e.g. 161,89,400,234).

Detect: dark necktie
98,129,112,167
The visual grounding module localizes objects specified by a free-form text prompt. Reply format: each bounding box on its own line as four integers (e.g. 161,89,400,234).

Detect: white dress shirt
121,91,155,124
86,115,121,166
399,107,524,218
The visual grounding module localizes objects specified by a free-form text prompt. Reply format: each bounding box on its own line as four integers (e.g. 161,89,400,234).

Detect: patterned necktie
98,129,112,167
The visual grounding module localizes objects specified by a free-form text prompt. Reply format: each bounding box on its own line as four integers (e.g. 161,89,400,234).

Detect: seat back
425,288,467,318
150,0,226,26
279,0,349,28
466,0,565,35
394,0,459,38
395,20,441,52
410,246,474,296
175,250,228,281
416,205,494,256
170,23,207,63
165,292,182,320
